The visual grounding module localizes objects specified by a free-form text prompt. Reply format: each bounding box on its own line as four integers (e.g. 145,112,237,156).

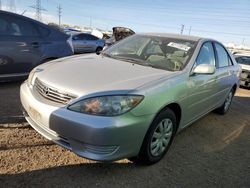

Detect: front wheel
131,108,177,165
214,88,234,115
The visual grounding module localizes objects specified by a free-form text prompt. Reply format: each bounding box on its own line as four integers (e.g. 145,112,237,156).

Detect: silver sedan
72,33,105,53
20,33,240,165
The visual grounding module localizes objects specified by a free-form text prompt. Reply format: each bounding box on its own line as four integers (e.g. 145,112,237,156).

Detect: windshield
235,56,250,65
103,34,197,71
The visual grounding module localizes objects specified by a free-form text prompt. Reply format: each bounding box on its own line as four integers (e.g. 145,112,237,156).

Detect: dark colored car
0,11,73,81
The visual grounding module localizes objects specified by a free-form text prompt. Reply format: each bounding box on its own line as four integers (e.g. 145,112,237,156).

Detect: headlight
68,95,144,116
28,68,43,85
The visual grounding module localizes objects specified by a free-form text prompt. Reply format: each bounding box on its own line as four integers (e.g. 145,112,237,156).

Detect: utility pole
30,0,47,21
8,0,16,13
180,24,185,35
57,4,62,27
21,10,27,15
188,26,192,35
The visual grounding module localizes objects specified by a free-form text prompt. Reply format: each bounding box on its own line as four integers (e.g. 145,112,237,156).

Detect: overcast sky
2,0,250,46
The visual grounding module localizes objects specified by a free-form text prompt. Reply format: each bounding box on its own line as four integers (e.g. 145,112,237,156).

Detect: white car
234,54,250,87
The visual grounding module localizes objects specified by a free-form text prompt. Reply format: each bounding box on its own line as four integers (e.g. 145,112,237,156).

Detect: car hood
239,63,250,71
35,54,177,97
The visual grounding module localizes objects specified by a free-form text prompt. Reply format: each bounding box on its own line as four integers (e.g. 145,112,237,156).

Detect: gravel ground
0,82,250,188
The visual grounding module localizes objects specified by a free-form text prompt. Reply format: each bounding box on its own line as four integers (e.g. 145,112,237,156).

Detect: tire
214,88,234,115
131,108,177,165
96,47,103,53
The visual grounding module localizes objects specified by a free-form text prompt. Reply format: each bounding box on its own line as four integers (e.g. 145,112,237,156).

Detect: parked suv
0,11,73,81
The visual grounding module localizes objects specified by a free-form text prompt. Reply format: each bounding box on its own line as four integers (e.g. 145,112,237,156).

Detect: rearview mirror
192,64,216,75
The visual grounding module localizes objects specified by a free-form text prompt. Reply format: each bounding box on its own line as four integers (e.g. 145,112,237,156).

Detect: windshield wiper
112,56,145,64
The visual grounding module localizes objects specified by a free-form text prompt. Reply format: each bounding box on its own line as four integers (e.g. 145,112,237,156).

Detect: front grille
34,78,77,105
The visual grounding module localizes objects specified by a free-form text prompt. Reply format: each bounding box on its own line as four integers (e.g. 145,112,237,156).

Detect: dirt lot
0,82,249,188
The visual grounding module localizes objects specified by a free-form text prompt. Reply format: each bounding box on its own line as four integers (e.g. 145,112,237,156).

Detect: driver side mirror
191,64,216,75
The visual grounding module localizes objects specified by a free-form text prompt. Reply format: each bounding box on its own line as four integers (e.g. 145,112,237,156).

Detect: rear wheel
96,47,103,53
131,108,177,165
214,88,234,115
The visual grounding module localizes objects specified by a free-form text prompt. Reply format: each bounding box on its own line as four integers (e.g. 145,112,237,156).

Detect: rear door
0,13,42,76
85,34,99,51
72,34,85,52
72,33,95,52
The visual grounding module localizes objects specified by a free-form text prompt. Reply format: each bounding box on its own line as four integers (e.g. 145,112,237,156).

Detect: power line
57,4,62,26
30,0,47,21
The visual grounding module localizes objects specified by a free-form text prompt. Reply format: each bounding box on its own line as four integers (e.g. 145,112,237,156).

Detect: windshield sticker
167,42,191,51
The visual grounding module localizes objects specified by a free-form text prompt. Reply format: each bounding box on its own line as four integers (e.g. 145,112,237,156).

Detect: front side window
104,35,197,71
215,43,230,68
196,42,215,66
7,17,39,37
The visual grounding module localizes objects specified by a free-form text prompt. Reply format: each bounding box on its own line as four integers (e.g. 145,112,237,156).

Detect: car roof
139,33,203,42
0,10,43,25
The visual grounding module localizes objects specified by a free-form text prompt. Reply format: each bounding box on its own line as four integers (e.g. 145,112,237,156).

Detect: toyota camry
20,33,240,165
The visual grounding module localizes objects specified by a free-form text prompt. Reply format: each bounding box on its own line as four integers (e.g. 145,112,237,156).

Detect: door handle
31,42,40,48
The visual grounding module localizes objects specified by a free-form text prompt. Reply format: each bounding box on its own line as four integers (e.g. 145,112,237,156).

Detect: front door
185,42,218,124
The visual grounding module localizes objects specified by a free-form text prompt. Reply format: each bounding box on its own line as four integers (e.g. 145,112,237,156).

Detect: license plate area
28,106,42,122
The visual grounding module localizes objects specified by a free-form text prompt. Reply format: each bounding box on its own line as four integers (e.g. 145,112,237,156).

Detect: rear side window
87,35,99,40
73,34,85,40
196,42,215,66
214,43,232,68
37,25,50,37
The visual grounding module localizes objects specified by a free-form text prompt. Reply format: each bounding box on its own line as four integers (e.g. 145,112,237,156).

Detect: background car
0,10,74,81
234,54,250,88
21,33,240,165
104,27,135,49
72,33,105,53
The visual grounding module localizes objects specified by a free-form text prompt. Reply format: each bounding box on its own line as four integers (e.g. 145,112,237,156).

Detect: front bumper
20,82,155,161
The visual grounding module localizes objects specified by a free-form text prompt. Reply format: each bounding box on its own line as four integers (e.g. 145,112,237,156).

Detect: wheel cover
150,118,173,157
224,91,233,111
